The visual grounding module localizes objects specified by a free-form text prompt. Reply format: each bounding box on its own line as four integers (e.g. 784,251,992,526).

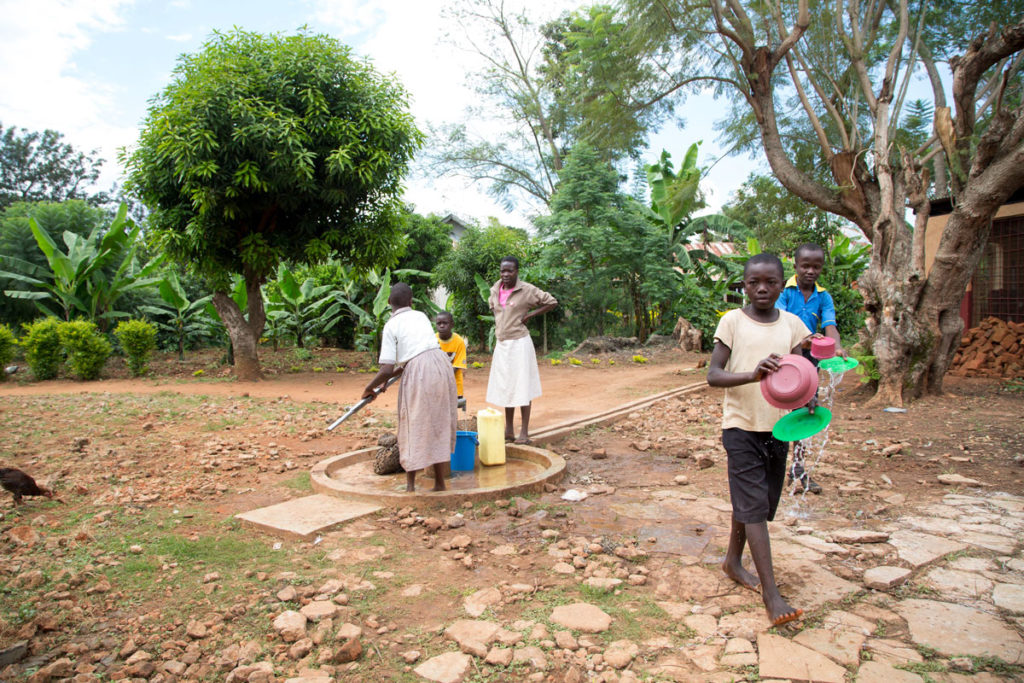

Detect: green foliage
0,203,163,329
722,173,842,255
434,221,532,348
20,318,62,380
535,144,632,340
538,5,679,162
114,319,157,377
674,279,727,350
0,200,110,327
124,29,423,289
0,323,15,376
124,29,422,377
264,263,335,349
57,320,111,381
817,235,870,339
395,212,452,291
138,270,216,360
640,146,749,339
0,123,106,210
647,145,704,230
432,1,677,210
853,354,880,384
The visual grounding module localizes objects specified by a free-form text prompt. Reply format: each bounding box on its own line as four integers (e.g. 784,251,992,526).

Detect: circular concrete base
311,443,566,506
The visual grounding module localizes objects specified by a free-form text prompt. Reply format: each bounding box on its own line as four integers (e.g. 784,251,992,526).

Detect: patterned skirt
397,348,458,471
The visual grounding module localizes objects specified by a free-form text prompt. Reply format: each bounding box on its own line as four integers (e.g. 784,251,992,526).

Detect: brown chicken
0,468,54,504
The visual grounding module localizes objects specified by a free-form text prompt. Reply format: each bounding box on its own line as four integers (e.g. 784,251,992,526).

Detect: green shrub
57,320,112,381
20,318,63,380
114,319,157,377
0,324,16,379
853,354,880,384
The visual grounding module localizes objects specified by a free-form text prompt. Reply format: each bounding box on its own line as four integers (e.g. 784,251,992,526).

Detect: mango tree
124,30,422,380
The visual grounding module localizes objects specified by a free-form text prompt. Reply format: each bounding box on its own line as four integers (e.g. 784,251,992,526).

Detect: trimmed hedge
57,320,111,381
21,318,63,380
0,324,15,380
114,319,157,377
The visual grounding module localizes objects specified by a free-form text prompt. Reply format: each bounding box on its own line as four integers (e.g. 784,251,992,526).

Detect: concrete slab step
236,494,381,540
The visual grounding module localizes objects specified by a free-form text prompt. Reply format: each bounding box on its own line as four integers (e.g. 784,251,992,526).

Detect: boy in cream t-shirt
707,253,812,627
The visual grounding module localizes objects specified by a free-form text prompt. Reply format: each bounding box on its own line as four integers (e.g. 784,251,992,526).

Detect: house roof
683,241,738,257
440,213,470,242
927,187,1024,216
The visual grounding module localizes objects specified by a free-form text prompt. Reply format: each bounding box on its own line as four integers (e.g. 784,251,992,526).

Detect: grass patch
595,594,671,643
962,654,1024,677
282,471,312,491
896,661,946,675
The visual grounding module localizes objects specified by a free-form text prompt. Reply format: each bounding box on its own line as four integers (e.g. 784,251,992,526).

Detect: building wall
924,201,1024,326
925,201,1024,274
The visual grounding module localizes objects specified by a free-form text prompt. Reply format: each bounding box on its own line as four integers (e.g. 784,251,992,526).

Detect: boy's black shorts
722,428,789,524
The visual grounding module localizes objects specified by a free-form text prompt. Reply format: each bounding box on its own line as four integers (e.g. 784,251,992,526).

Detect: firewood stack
950,316,1024,378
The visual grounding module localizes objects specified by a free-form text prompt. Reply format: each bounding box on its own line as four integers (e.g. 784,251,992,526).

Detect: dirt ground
1,344,1023,682
0,344,697,430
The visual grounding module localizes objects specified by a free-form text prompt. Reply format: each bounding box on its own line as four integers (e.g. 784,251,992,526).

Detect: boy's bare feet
431,481,446,492
764,594,802,626
722,560,760,591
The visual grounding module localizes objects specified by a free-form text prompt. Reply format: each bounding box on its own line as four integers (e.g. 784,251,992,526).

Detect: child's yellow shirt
437,332,467,396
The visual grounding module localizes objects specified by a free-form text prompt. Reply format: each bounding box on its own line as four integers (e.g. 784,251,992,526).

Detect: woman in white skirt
486,256,557,444
362,283,458,492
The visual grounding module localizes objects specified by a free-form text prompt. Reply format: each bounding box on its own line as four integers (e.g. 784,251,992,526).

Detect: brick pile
950,316,1024,378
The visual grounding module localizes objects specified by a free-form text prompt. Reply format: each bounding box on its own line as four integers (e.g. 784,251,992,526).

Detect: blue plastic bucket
451,430,478,471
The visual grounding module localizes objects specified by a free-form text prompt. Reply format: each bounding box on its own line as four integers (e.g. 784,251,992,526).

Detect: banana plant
331,267,438,361
474,272,497,351
138,271,215,360
341,268,393,361
265,264,336,348
0,203,163,329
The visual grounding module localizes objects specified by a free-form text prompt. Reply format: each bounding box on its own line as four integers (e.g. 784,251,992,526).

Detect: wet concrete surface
330,457,549,494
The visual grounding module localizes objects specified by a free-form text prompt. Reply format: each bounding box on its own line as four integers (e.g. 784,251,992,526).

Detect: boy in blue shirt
776,243,844,494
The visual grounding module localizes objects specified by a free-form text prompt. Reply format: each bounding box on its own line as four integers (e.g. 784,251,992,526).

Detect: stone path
527,485,1024,681
305,486,1024,683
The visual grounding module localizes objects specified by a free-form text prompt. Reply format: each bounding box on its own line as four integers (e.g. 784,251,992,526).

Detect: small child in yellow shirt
435,311,467,398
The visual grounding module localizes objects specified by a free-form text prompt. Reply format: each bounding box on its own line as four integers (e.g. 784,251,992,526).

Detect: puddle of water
637,523,719,557
328,457,547,493
574,501,724,557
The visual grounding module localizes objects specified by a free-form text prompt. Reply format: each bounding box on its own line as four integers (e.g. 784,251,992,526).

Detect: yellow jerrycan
477,407,507,466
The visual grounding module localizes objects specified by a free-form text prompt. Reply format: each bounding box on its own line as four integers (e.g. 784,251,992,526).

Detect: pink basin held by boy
810,337,835,360
760,354,819,410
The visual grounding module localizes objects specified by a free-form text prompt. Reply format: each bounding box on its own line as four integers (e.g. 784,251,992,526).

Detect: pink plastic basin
760,354,818,409
811,337,836,360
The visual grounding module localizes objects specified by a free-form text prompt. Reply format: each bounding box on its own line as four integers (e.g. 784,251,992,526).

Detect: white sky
0,0,758,229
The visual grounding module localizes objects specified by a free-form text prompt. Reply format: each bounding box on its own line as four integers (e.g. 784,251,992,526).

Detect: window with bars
972,216,1024,325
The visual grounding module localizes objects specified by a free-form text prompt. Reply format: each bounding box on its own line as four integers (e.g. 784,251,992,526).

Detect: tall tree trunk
211,275,266,381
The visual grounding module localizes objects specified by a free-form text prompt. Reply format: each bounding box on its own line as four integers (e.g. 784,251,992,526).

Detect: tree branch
771,0,809,68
